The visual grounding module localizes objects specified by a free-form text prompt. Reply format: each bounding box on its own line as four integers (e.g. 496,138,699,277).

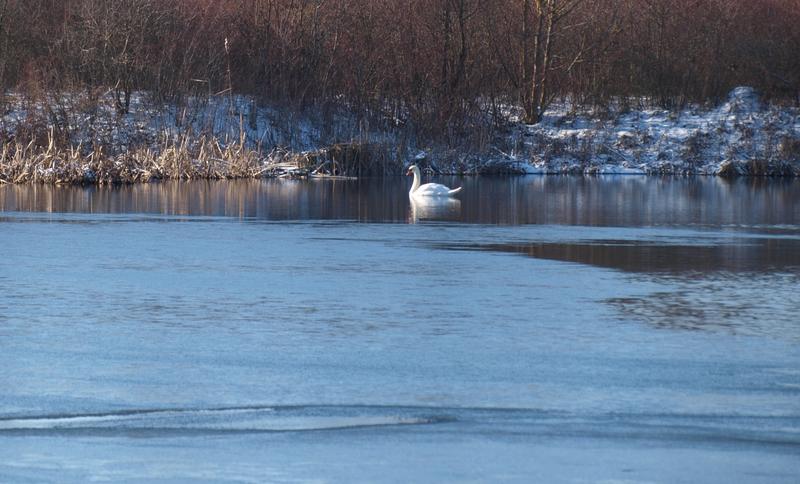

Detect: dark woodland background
1,0,798,141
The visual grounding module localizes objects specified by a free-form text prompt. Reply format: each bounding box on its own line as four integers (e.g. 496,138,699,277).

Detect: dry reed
0,130,398,184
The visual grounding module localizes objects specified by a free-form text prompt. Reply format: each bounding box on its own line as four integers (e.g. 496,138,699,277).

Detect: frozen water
1,177,799,483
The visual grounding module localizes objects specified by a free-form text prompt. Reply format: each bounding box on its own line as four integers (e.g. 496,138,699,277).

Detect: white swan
406,165,462,198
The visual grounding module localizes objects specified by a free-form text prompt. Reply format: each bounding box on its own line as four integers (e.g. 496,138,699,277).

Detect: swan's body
406,165,462,198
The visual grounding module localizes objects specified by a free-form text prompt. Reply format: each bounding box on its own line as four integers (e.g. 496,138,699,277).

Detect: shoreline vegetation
1,0,799,183
0,131,389,184
2,87,798,184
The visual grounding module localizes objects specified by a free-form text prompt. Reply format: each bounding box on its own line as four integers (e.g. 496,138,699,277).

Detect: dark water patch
434,238,800,274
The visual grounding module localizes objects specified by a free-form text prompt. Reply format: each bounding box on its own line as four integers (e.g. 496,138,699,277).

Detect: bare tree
3,0,800,145
521,0,585,124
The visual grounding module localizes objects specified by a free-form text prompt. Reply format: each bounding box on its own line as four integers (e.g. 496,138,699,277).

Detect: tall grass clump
0,129,277,184
0,127,402,184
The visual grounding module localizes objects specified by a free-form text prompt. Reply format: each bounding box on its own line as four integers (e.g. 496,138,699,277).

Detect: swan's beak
406,167,412,176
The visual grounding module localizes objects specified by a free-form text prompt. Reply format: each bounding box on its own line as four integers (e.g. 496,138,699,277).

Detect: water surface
2,177,799,483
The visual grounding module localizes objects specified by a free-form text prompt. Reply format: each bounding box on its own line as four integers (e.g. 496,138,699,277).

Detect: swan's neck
410,169,420,194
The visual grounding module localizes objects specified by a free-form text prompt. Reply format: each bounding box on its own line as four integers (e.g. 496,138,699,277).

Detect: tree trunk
535,1,555,122
521,0,531,114
522,0,579,124
523,0,547,124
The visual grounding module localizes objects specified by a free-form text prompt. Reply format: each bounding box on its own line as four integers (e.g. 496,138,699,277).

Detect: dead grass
0,130,396,184
1,131,263,184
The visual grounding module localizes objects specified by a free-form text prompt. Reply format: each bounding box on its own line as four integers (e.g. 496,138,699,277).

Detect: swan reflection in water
408,197,462,223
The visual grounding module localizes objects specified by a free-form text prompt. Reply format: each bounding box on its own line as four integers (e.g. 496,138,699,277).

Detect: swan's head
406,165,419,176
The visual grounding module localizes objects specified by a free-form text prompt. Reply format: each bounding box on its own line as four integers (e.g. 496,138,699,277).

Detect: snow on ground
2,87,799,176
0,92,335,153
504,87,800,176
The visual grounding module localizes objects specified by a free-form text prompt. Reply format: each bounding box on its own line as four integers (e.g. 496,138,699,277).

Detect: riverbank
514,87,800,177
1,87,798,183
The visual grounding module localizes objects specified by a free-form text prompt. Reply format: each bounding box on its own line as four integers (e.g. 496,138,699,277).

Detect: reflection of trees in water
508,176,800,226
0,180,408,221
1,177,798,225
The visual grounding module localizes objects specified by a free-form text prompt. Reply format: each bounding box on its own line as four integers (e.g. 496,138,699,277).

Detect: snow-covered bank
2,87,799,182
497,87,800,176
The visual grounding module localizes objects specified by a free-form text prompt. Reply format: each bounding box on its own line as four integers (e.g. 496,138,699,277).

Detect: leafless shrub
575,133,596,166
682,131,711,160
778,135,800,161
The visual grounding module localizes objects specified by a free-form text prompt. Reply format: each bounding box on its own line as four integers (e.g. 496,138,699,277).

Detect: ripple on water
0,405,450,435
1,405,797,448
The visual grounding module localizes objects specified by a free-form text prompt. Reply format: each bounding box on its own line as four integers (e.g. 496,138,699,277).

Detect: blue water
1,177,799,483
